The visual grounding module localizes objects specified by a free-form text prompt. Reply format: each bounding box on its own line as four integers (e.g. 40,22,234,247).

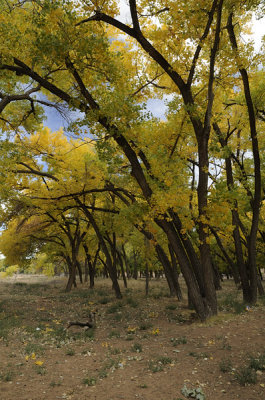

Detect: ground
0,274,265,400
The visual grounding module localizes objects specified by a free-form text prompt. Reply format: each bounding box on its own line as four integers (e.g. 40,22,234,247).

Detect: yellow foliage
0,264,19,278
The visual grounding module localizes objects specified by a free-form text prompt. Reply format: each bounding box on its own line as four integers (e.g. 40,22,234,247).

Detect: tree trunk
77,201,122,299
83,243,95,288
155,217,210,321
168,243,183,300
117,250,127,288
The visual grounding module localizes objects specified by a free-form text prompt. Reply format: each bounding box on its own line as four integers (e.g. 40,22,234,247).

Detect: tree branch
15,162,59,182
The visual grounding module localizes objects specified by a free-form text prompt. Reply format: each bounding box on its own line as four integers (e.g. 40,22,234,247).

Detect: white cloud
251,16,265,52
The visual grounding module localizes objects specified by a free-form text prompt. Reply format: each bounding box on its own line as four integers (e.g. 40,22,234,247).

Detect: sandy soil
0,274,265,400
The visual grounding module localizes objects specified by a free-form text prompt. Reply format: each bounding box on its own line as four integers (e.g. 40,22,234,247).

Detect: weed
126,297,138,308
84,328,95,340
50,325,68,342
221,341,232,351
167,312,186,323
148,360,164,373
50,380,62,387
110,348,121,355
96,289,107,297
25,343,44,356
219,293,245,314
98,369,108,379
188,352,209,359
99,297,110,304
181,384,205,399
14,282,28,288
157,356,172,365
82,377,97,386
248,353,265,371
0,371,14,382
102,357,119,373
77,290,91,299
113,314,122,322
108,330,121,338
106,303,123,314
65,348,75,356
171,336,187,346
139,322,153,330
151,290,165,299
235,366,257,385
131,343,142,353
35,366,46,375
166,304,178,310
219,358,232,373
148,356,172,373
0,315,20,340
233,302,246,314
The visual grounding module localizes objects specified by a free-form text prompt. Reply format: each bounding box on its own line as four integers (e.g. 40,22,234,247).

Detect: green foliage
171,336,187,346
219,293,246,314
65,348,75,356
181,385,206,399
131,343,142,353
82,377,97,386
139,322,153,330
188,352,209,359
0,370,14,382
25,343,45,356
106,303,123,314
108,330,121,338
248,353,265,371
219,358,233,373
235,366,257,385
126,297,138,308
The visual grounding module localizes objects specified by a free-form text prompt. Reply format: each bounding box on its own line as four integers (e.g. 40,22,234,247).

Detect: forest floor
0,274,265,400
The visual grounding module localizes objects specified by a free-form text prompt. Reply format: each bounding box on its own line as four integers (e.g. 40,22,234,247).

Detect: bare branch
15,162,59,182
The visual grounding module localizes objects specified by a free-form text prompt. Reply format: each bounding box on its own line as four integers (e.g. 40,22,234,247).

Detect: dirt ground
0,274,265,400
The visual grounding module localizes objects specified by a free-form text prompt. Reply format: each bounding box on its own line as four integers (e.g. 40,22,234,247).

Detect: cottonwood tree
0,0,264,319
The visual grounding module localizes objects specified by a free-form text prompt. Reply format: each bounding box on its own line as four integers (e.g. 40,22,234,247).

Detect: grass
148,360,164,373
126,297,138,308
131,343,142,352
157,356,172,365
219,358,233,373
35,365,46,375
82,377,97,386
98,297,110,304
106,303,123,314
25,342,45,356
0,315,21,340
108,330,121,338
248,352,265,371
0,370,14,382
148,356,172,373
139,322,153,330
171,336,187,346
219,293,246,314
235,366,257,385
188,352,209,359
165,304,178,310
50,380,62,387
65,348,75,356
